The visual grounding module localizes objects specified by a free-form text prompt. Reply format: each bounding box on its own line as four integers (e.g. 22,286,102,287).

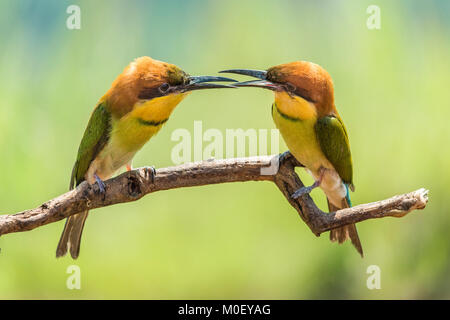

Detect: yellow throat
274,91,317,120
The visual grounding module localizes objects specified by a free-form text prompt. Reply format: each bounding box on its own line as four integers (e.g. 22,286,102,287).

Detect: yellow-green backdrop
0,0,449,299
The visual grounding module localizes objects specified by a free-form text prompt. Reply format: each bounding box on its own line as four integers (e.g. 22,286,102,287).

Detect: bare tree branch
0,152,429,238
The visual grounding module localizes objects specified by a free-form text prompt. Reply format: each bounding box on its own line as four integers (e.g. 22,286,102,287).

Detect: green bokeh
0,0,449,299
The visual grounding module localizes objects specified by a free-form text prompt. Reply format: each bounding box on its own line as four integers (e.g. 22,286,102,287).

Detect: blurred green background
0,0,449,299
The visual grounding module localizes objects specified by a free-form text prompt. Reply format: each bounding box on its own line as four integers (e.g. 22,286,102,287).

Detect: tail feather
328,198,363,257
56,211,89,259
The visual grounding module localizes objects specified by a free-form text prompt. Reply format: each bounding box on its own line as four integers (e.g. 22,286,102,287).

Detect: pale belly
86,140,137,183
272,106,347,207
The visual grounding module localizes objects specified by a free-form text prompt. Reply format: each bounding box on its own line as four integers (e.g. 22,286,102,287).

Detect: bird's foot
291,181,320,199
278,151,293,166
278,151,303,167
94,174,106,194
143,166,156,183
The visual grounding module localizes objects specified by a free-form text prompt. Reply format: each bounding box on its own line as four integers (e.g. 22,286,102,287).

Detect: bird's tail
56,211,89,259
328,195,363,257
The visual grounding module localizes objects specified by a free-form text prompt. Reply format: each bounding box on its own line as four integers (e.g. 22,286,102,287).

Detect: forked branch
0,152,429,237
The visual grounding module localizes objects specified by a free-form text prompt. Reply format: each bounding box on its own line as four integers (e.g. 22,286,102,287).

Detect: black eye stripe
268,73,316,103
138,86,165,100
293,87,315,103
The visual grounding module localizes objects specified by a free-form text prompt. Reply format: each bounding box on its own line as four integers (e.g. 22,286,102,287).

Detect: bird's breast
89,93,187,180
272,101,329,173
272,103,346,207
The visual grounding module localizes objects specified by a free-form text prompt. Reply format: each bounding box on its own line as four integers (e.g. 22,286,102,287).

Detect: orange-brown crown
267,61,335,115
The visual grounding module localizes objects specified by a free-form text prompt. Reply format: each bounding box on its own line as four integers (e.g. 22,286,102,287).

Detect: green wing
314,115,353,187
70,102,112,189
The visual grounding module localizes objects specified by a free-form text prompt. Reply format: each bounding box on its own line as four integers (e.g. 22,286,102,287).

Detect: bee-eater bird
220,62,363,256
57,56,236,259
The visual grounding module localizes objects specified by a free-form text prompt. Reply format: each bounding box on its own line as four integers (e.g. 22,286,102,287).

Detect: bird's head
105,56,236,117
220,61,335,116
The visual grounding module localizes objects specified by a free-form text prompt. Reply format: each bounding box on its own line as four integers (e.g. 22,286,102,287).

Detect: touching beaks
183,75,237,91
219,69,279,91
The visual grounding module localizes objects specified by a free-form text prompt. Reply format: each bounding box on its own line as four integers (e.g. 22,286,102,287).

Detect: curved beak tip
218,69,267,80
189,75,237,84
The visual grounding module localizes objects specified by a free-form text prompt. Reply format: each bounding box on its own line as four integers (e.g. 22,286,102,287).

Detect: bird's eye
159,83,170,94
285,82,296,92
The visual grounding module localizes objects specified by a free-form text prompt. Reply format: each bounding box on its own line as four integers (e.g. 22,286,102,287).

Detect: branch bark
0,152,429,237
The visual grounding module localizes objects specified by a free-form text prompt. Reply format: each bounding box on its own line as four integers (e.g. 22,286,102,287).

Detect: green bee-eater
221,62,363,256
57,56,235,259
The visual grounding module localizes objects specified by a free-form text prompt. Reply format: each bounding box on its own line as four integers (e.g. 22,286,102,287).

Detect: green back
70,102,112,189
314,115,353,187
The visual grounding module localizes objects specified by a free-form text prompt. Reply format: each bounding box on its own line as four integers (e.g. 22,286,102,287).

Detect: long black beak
183,75,237,92
219,69,279,91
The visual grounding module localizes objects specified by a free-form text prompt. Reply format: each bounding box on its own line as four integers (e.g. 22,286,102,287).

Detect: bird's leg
278,151,303,167
291,169,324,199
126,162,155,182
94,174,106,194
143,166,156,183
291,181,320,199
